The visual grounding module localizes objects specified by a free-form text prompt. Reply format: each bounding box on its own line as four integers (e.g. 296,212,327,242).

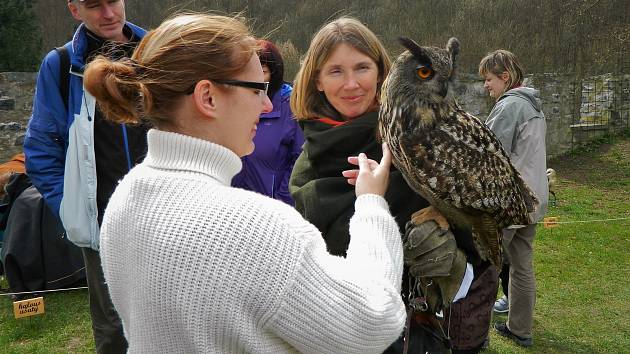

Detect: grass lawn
489,135,630,353
1,135,629,353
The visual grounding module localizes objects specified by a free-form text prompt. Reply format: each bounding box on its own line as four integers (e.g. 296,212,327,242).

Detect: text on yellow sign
13,296,45,319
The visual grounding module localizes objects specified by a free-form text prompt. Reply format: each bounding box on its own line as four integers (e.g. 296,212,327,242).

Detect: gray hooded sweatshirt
485,86,549,223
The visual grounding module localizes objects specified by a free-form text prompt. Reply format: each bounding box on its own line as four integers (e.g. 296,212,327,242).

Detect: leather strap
54,46,70,112
402,306,413,354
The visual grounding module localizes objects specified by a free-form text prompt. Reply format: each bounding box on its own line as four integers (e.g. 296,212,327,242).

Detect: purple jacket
232,83,304,205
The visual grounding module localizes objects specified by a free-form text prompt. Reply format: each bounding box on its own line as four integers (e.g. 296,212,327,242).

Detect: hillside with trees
2,0,629,78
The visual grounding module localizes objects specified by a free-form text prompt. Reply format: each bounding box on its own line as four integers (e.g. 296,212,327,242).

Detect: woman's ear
192,80,218,118
501,71,510,82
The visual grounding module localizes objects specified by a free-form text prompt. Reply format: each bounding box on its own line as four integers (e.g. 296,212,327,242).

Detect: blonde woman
290,17,481,353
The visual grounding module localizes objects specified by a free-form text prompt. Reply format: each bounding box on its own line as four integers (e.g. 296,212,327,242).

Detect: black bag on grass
1,175,85,297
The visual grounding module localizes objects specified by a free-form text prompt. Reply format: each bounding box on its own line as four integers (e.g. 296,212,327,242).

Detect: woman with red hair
232,40,304,205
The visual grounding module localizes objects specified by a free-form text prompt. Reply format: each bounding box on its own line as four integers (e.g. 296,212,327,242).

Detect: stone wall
0,71,628,163
0,72,36,162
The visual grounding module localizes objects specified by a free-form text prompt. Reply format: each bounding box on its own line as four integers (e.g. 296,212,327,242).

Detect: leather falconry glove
403,220,467,314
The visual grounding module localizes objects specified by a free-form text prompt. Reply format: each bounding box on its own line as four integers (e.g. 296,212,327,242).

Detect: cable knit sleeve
346,194,404,291
268,194,406,354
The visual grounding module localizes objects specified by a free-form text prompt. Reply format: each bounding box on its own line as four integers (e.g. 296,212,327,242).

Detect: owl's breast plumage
380,103,530,229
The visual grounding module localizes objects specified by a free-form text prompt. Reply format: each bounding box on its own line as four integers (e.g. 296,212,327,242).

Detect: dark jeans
82,247,127,354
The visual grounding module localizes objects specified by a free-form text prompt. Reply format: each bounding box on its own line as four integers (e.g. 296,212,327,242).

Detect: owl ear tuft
399,37,431,65
446,37,460,65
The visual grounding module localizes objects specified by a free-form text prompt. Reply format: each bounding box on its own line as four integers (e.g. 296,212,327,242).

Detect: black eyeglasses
186,79,269,95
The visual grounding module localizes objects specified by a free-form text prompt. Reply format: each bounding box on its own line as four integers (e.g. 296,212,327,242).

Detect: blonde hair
83,13,256,128
290,17,391,121
478,49,524,95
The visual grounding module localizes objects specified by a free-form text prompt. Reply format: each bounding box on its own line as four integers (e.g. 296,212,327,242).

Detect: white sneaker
493,295,509,313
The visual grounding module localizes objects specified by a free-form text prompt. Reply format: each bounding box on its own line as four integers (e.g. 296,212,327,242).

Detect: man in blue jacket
23,1,147,352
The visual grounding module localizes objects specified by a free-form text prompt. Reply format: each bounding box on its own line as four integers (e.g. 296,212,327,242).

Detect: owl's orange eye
417,66,433,80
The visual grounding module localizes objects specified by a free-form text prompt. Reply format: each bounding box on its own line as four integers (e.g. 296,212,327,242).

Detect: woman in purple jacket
232,40,304,205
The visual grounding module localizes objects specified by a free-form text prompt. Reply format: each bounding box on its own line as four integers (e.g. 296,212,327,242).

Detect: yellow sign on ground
543,217,559,228
13,297,45,319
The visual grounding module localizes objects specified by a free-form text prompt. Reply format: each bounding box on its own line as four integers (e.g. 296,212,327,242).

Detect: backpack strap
54,46,71,112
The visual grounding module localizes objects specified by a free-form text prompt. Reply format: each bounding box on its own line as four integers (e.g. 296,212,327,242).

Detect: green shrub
0,0,42,72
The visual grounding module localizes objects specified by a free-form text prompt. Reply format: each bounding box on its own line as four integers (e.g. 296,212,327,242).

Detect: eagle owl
379,37,538,267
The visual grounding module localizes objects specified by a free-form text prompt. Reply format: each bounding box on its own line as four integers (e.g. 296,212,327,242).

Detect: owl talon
411,206,450,230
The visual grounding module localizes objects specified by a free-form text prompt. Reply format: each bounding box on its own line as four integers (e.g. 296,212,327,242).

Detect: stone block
551,106,560,115
0,96,15,110
1,72,37,84
552,93,560,102
0,122,21,131
14,134,25,146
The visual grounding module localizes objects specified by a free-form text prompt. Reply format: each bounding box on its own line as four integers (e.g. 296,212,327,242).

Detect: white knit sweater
100,129,406,354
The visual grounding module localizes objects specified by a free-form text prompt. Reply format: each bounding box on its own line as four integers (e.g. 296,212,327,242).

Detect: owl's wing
397,108,531,229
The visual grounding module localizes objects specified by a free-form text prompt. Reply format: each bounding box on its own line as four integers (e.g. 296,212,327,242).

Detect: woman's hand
342,143,391,197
